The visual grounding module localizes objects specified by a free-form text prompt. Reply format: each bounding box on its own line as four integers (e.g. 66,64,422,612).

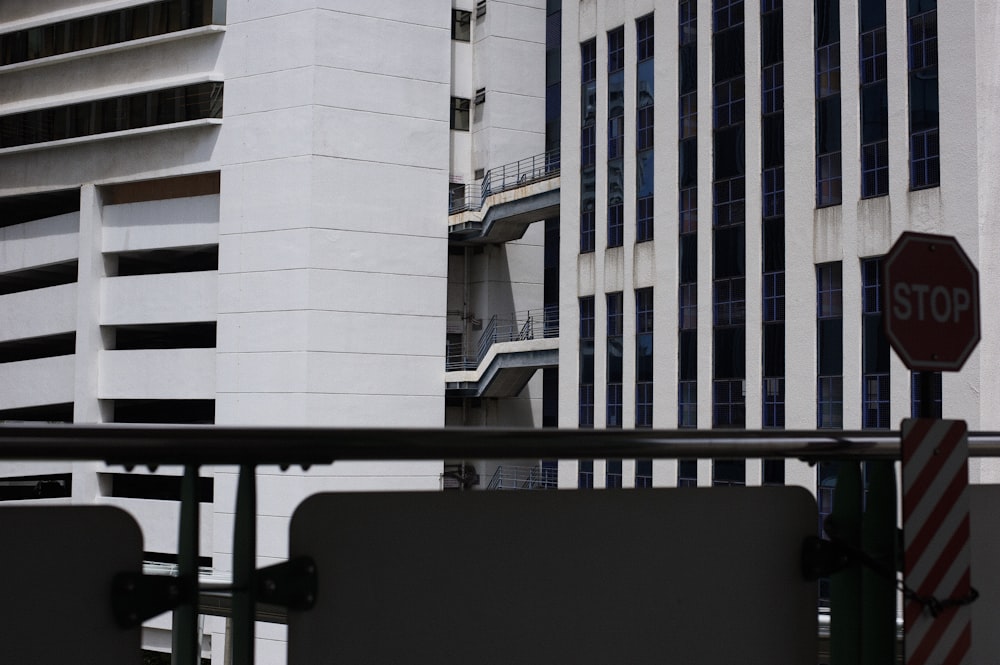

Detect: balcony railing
486,464,558,490
446,305,559,371
448,149,561,215
3,424,999,665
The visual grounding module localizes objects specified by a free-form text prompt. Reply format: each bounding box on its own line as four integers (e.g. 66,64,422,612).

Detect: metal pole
232,464,256,665
920,372,933,418
172,464,200,665
830,461,862,665
861,460,896,665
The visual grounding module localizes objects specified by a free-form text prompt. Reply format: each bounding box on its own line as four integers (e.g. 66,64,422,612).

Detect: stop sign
883,232,980,371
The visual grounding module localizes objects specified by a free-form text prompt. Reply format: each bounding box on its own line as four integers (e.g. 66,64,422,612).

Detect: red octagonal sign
882,232,981,371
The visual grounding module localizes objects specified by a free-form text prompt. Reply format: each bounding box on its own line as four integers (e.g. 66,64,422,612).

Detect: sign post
883,232,981,665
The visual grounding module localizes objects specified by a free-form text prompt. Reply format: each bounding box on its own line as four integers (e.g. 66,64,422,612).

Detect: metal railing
486,464,558,490
6,424,1000,664
448,149,560,215
446,305,559,371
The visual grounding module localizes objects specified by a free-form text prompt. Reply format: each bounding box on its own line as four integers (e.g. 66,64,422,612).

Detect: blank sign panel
289,487,817,665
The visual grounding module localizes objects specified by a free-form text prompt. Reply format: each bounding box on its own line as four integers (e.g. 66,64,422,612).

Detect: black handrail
3,423,996,465
449,148,560,215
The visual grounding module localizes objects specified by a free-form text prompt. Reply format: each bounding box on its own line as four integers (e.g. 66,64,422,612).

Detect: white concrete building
3,0,1000,660
553,0,1000,491
0,0,548,660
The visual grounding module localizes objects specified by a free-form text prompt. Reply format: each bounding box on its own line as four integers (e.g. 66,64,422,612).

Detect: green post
862,460,897,665
232,464,256,665
172,465,200,665
830,461,862,665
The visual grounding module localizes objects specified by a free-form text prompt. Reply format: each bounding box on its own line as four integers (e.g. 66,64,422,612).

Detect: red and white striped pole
902,418,973,665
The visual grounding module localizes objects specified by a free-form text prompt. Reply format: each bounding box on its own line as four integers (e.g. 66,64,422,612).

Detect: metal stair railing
486,464,558,490
445,306,559,372
449,148,560,215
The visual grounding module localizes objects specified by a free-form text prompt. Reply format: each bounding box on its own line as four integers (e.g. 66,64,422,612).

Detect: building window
581,39,597,253
910,129,940,190
607,292,624,428
762,0,785,432
862,140,889,198
637,107,654,151
608,27,625,159
678,459,698,486
636,287,653,428
452,9,472,41
607,202,624,248
911,371,943,418
713,0,745,431
714,0,744,31
908,5,938,189
763,459,785,485
860,3,888,199
581,125,596,168
763,377,785,429
713,379,745,428
860,27,887,84
606,459,623,488
762,167,784,219
636,459,653,488
763,271,784,323
817,262,843,428
581,39,597,82
608,26,625,72
713,277,745,327
680,92,698,141
762,63,783,114
636,17,654,244
678,380,697,428
0,82,223,150
450,97,470,131
0,0,218,67
608,116,624,160
579,384,595,428
541,460,558,487
864,374,890,429
607,27,625,250
815,0,841,207
680,0,697,45
815,44,841,97
816,152,842,207
862,257,890,429
637,185,654,242
580,207,596,253
637,14,654,60
679,186,698,233
714,78,745,128
818,376,844,428
713,460,746,486
579,296,595,427
909,9,938,71
607,383,623,427
713,176,745,227
679,0,699,432
579,460,594,488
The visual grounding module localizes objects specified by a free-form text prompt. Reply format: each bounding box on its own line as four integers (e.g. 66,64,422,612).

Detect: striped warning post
902,418,973,665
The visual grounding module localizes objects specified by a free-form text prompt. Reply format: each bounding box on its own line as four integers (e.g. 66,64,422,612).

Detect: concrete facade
0,1,546,660
556,0,1000,491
